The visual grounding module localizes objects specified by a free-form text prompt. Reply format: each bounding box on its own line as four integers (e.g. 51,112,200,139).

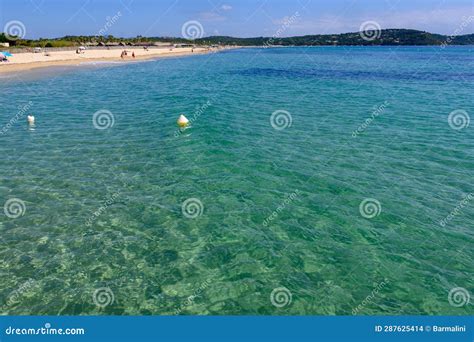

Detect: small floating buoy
177,114,189,128
27,115,35,125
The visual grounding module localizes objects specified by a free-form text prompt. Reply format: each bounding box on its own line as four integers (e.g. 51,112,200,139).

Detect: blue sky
1,0,473,39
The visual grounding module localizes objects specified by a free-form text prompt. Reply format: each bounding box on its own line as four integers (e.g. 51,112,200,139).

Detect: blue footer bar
0,316,472,341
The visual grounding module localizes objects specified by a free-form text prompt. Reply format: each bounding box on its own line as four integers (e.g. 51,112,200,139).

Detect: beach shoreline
0,47,224,74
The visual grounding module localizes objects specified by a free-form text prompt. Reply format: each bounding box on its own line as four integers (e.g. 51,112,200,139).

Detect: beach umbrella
0,51,12,57
0,53,5,59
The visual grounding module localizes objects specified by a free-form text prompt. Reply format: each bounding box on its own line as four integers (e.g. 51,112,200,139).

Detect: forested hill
196,29,474,46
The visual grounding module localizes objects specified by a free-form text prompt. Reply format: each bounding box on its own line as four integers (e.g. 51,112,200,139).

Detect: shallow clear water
0,47,473,315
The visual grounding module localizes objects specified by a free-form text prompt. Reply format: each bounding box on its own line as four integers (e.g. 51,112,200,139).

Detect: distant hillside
196,29,474,46
1,29,473,47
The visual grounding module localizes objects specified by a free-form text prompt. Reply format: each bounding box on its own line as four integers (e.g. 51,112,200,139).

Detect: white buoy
177,114,189,128
27,115,35,125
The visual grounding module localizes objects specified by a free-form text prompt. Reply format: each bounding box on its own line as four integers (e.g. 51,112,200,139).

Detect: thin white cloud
375,7,474,33
220,5,233,11
199,11,226,22
272,15,348,36
272,6,474,36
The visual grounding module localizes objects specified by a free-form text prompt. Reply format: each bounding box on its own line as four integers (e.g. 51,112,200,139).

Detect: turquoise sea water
0,47,473,315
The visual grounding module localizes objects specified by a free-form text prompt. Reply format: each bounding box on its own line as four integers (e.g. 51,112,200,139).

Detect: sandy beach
0,46,215,74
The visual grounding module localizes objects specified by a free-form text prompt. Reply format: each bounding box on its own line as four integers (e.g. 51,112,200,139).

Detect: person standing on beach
132,52,135,58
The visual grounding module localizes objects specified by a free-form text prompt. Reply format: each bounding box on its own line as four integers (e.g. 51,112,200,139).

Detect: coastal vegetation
1,29,473,48
200,29,474,46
